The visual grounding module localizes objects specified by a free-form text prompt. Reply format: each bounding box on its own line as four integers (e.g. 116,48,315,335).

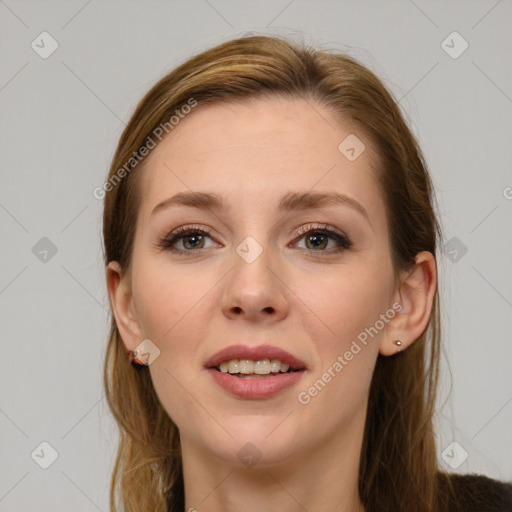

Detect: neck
180,417,366,512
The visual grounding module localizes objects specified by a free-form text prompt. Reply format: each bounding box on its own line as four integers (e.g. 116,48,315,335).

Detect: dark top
166,473,512,511
444,474,512,511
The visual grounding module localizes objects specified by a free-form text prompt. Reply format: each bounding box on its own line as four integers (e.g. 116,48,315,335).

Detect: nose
221,241,289,323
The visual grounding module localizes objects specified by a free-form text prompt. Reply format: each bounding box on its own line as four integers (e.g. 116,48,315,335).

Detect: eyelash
156,223,353,255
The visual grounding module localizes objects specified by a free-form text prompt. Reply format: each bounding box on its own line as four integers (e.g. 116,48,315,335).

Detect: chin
199,420,304,468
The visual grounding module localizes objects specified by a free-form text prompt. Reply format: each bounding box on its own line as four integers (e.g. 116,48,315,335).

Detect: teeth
254,359,270,374
239,359,254,374
269,359,281,373
227,360,239,373
217,358,294,375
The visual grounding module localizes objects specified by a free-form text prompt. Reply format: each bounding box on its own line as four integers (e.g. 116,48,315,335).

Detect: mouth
204,345,307,399
204,344,307,373
213,358,303,378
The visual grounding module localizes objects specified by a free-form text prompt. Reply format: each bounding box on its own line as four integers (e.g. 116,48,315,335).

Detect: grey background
1,0,511,510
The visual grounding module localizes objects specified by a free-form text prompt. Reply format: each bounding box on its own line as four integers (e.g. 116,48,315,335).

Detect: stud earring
129,349,146,369
393,340,403,353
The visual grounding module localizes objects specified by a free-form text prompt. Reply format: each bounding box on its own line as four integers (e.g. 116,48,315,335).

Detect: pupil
307,234,326,250
184,234,203,249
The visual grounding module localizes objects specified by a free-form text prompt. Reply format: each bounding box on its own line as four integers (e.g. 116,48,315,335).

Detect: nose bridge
228,205,275,268
233,233,275,295
222,231,288,320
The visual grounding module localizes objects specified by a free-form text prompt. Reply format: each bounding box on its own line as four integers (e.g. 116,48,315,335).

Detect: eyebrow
150,190,371,225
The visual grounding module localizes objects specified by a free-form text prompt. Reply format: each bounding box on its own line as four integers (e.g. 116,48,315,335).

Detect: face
116,97,400,467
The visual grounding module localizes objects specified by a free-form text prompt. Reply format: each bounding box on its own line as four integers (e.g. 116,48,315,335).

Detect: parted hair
102,34,456,512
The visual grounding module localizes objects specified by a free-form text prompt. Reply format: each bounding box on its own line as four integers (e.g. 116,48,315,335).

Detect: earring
129,349,147,369
393,340,403,353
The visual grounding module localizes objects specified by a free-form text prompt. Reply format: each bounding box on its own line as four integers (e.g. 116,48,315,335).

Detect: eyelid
294,222,344,238
168,224,212,236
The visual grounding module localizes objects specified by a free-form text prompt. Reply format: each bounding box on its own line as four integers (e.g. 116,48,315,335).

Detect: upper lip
205,344,307,370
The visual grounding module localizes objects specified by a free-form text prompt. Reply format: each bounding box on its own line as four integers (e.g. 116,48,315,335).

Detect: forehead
137,96,384,222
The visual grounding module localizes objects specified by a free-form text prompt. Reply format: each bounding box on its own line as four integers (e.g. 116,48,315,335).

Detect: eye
292,223,352,254
156,223,353,255
156,225,217,253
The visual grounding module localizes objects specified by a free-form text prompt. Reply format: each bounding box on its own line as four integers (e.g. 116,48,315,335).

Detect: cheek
132,259,205,345
299,264,392,352
293,275,385,423
293,261,393,408
131,263,208,428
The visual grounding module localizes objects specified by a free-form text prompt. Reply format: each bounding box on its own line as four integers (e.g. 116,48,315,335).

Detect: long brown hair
102,35,450,512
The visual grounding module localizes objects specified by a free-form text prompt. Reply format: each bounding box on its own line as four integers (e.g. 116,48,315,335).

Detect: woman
102,35,512,511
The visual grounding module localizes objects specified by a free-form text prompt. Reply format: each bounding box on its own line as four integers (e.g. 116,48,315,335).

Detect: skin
107,96,437,512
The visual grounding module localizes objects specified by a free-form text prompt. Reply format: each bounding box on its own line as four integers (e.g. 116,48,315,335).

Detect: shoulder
438,472,512,511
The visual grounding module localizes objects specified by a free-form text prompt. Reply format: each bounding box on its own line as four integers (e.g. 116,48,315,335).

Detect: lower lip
206,368,306,399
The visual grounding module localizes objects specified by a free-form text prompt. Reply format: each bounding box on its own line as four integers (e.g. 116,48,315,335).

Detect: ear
379,251,437,356
106,261,143,353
